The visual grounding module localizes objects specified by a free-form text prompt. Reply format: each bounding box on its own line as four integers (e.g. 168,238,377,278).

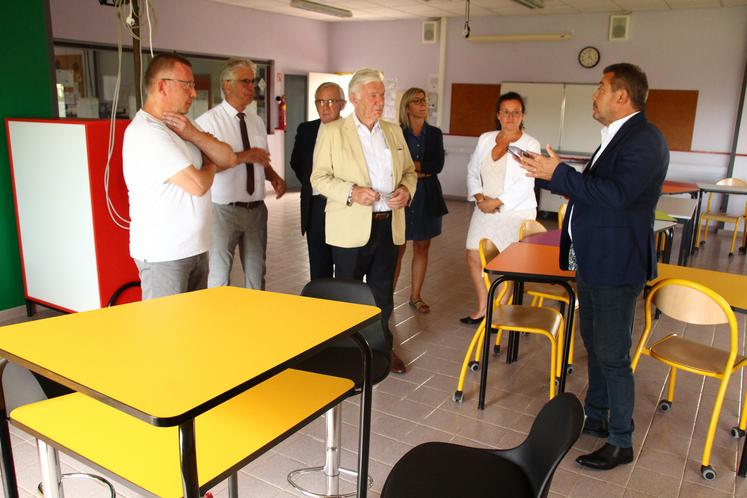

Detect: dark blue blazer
539,112,669,286
289,119,321,235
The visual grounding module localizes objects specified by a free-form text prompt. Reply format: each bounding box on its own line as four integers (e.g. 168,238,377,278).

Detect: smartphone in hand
507,145,533,161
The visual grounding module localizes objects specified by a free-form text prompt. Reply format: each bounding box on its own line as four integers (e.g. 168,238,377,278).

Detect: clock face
578,46,600,69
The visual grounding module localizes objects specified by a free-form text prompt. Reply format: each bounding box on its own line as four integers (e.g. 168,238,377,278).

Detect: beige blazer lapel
342,115,372,186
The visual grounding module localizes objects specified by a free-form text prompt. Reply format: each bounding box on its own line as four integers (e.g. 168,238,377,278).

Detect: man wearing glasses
123,53,235,299
196,58,286,290
290,82,346,279
311,68,417,374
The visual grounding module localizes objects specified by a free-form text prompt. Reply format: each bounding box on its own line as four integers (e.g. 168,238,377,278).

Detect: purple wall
329,19,439,92
50,0,330,75
327,7,746,153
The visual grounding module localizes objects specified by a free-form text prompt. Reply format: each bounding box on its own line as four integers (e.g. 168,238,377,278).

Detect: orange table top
661,180,699,195
485,242,574,280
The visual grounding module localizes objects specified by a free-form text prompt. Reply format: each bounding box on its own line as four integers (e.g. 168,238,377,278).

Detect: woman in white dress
460,92,541,324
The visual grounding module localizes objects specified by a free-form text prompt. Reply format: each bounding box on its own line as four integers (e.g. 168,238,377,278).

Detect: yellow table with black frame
0,287,380,498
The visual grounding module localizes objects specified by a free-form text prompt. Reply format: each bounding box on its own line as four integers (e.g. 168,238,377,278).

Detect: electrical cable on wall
463,0,471,38
104,0,157,230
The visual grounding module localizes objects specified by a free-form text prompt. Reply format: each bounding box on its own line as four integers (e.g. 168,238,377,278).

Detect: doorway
283,74,307,189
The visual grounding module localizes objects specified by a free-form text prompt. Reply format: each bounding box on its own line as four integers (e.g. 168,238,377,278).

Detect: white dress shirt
196,100,269,204
352,113,393,213
568,111,640,240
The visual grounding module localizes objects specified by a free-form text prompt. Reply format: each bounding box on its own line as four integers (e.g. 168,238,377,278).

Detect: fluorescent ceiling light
290,0,353,18
468,33,571,42
512,0,545,8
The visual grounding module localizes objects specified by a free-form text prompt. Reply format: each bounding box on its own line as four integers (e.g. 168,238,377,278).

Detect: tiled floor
2,192,747,497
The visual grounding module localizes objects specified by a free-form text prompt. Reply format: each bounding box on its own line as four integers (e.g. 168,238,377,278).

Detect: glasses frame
225,78,260,86
161,78,196,90
314,99,345,107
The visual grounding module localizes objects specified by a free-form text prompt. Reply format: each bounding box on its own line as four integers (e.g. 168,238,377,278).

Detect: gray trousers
135,252,209,300
208,202,268,290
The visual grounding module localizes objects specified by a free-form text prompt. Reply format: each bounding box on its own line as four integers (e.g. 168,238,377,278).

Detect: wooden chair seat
650,335,747,376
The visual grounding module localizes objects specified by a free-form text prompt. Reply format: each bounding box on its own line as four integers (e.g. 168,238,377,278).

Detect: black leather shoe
576,443,633,470
459,315,484,325
582,417,609,438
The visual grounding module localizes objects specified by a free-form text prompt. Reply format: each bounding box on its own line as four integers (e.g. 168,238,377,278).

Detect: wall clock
578,46,600,68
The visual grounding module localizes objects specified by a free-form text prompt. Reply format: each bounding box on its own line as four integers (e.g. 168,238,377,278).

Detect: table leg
0,360,19,498
179,419,200,498
739,435,747,477
506,280,525,364
555,282,576,393
675,215,693,267
692,190,704,256
228,473,238,498
352,334,373,498
479,277,507,410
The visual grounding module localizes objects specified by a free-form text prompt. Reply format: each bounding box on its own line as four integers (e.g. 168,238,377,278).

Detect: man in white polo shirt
123,53,236,299
196,58,286,290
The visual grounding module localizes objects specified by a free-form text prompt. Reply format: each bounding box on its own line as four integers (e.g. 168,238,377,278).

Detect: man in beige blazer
311,68,417,374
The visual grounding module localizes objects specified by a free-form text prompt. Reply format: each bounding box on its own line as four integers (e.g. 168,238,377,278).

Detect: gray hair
220,58,257,82
315,82,345,101
348,68,384,98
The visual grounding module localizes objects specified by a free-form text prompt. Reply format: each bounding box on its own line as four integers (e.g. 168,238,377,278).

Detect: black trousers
307,195,334,280
332,217,398,326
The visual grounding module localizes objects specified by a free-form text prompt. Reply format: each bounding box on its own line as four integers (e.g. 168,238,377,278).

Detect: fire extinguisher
276,95,286,130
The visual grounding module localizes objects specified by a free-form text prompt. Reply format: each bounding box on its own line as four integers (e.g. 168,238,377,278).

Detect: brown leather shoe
390,351,407,374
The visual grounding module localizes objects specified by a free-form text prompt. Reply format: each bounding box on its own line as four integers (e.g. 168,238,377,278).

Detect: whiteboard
501,82,563,149
501,82,602,154
561,84,602,153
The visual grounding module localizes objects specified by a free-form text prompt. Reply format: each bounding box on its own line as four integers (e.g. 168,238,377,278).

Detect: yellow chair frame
454,239,565,402
631,278,745,481
695,178,747,256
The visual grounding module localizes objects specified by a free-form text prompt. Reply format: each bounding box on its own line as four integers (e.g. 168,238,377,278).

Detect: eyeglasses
161,78,196,90
315,99,344,107
498,110,523,118
226,78,259,86
410,98,427,105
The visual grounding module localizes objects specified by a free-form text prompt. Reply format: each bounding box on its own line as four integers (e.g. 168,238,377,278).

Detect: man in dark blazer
521,63,668,470
290,82,346,279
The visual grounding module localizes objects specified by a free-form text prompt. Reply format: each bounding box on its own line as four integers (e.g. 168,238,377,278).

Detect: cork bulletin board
450,82,699,153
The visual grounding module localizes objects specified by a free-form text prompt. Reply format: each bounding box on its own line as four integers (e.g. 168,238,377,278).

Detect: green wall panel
0,1,56,311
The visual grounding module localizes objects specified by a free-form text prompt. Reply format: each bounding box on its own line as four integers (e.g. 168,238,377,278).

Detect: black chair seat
381,393,583,498
381,442,533,498
297,347,391,388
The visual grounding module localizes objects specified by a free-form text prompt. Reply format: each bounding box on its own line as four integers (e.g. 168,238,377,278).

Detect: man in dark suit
290,82,346,279
521,63,668,470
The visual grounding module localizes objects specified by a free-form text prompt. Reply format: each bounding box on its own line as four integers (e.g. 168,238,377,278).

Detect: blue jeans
576,275,644,448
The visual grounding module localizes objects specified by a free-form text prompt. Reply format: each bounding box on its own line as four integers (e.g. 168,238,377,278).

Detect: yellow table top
11,369,354,498
652,264,747,313
0,287,379,425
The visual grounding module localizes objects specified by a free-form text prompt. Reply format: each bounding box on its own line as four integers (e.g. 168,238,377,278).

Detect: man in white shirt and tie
196,58,286,290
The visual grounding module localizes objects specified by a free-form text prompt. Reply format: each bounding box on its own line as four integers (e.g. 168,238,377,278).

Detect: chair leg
549,339,557,399
455,321,486,401
729,223,738,256
287,405,369,497
37,440,63,498
696,219,704,246
667,367,677,404
703,220,710,244
701,374,732,475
